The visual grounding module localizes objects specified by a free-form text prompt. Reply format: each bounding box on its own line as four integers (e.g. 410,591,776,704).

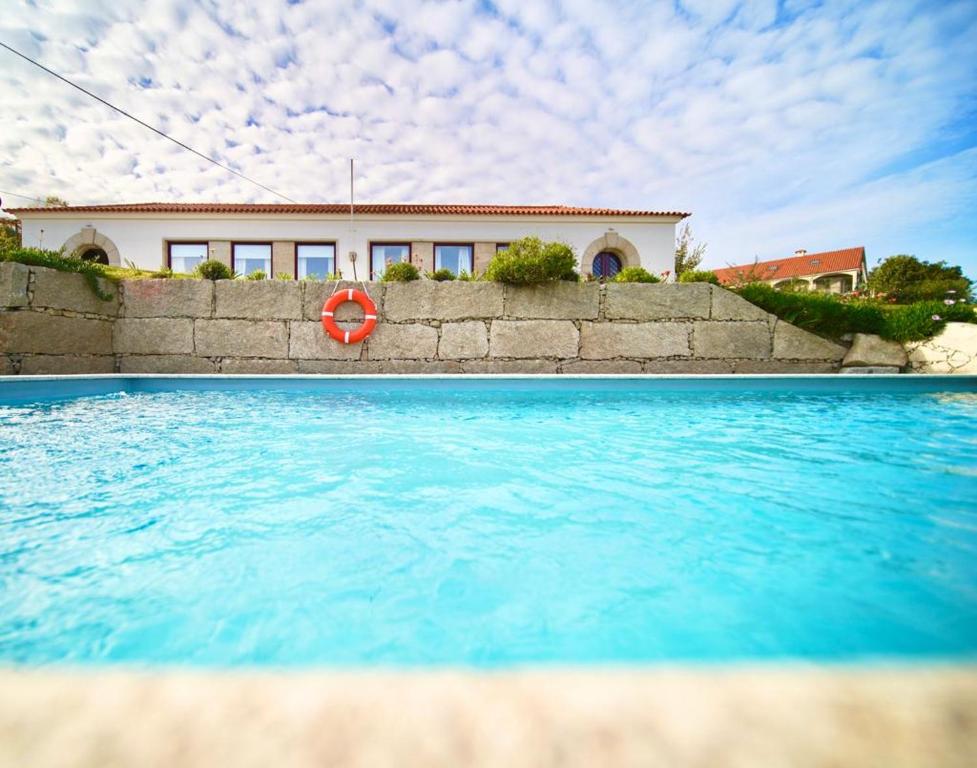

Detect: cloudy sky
1,0,975,273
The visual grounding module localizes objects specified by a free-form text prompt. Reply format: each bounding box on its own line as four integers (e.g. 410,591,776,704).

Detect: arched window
592,251,622,279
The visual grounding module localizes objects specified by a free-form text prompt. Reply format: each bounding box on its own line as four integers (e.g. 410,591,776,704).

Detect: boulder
842,334,907,368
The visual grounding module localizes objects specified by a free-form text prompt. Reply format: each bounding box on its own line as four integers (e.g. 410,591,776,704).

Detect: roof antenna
348,158,357,281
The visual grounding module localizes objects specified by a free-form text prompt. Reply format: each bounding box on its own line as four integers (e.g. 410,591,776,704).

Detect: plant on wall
381,261,421,282
194,260,234,280
613,266,661,283
483,236,578,284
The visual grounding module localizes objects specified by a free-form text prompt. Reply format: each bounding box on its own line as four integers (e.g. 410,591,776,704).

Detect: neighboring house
712,247,868,293
6,203,689,279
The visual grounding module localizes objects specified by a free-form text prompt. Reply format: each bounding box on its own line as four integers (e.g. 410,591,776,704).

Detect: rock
438,321,489,359
461,359,559,373
604,283,711,320
215,280,302,320
839,366,901,374
122,279,212,318
0,312,113,355
32,268,118,316
120,355,216,374
906,322,977,374
380,360,464,373
301,281,384,321
772,322,848,361
505,283,599,319
19,355,116,374
383,282,503,321
692,321,770,359
580,322,690,359
288,321,361,360
366,323,439,360
220,358,298,374
643,359,734,374
489,320,579,359
194,320,288,358
710,287,770,321
560,360,643,374
842,334,907,368
733,360,839,373
0,262,29,308
114,318,194,355
296,360,382,374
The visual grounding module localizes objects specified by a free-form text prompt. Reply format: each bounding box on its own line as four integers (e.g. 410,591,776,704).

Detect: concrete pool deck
1,666,975,767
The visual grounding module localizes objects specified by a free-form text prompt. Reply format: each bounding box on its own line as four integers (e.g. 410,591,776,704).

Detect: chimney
794,249,807,257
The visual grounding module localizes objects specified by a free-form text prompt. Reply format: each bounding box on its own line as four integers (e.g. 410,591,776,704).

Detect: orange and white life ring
321,289,378,344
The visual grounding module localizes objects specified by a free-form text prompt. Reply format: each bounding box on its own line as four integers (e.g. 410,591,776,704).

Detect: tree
868,254,973,303
674,223,706,275
44,195,69,207
0,220,20,257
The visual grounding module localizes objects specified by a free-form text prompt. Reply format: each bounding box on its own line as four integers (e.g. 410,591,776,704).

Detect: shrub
150,267,174,279
275,272,293,281
194,260,234,280
244,269,267,281
483,236,578,284
869,254,973,303
882,300,975,342
0,246,113,300
427,268,456,281
381,261,420,282
457,270,480,282
678,269,720,285
613,266,660,283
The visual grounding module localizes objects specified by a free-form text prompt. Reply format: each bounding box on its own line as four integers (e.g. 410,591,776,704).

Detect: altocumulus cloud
1,0,975,271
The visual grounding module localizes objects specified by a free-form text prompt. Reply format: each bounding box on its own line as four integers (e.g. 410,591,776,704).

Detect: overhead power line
0,189,48,205
0,41,298,203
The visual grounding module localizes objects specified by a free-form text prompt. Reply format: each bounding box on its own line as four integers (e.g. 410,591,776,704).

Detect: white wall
18,214,680,276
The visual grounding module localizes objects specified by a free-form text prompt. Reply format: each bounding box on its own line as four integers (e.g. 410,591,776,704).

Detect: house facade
8,203,689,280
712,247,867,293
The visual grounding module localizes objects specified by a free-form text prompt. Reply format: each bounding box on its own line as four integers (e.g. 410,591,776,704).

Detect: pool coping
2,664,975,766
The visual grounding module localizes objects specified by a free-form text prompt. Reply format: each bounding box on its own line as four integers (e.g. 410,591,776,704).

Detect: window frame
433,242,474,275
495,242,510,253
369,241,412,280
166,241,209,273
231,241,273,278
295,241,338,280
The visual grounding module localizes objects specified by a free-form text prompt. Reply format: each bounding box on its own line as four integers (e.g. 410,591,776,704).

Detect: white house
7,203,688,279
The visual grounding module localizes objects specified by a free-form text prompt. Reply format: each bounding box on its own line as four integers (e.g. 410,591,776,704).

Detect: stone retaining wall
905,322,977,374
1,263,848,374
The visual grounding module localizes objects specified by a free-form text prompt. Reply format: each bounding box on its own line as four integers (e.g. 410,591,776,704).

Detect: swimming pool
1,375,975,666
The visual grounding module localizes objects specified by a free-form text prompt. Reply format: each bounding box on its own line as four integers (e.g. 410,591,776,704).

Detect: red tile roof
4,202,690,218
712,247,866,285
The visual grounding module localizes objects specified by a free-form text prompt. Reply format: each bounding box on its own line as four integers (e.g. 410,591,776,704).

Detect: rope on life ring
321,288,377,344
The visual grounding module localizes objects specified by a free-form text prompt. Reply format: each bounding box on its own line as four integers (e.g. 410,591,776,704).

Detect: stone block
1,355,14,375
561,360,643,374
215,280,302,320
288,321,361,360
380,360,464,373
220,358,298,374
122,279,213,318
194,320,288,358
31,268,118,316
0,262,29,308
643,359,734,374
302,282,383,321
461,359,558,373
19,355,116,374
605,283,711,320
383,282,503,321
505,282,599,319
367,323,439,360
114,318,194,355
296,360,383,374
693,321,770,359
579,322,689,359
119,355,216,374
843,334,908,368
439,321,489,359
773,322,847,361
733,360,839,373
710,287,770,321
489,320,579,359
272,242,295,278
0,312,113,355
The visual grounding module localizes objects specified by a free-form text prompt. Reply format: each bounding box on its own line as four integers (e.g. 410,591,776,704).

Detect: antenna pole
349,158,357,281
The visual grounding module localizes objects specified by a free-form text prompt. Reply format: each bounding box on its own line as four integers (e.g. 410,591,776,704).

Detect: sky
1,0,975,275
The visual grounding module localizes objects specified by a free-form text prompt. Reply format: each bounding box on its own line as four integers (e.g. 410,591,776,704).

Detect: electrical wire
0,41,298,203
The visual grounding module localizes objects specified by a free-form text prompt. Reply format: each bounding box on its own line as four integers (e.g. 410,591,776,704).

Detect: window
232,242,271,277
168,242,207,273
591,252,622,279
434,243,473,276
297,243,335,279
496,243,510,253
370,243,410,279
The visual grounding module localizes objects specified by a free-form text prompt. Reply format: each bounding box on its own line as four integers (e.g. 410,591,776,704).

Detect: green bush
150,267,174,279
427,268,456,281
194,260,234,280
868,254,973,303
613,266,660,283
483,236,578,284
678,269,720,285
0,246,114,300
381,261,420,282
275,272,293,281
735,282,975,342
457,270,480,282
244,269,267,281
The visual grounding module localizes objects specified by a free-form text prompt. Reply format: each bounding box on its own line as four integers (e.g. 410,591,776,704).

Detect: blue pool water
1,376,976,667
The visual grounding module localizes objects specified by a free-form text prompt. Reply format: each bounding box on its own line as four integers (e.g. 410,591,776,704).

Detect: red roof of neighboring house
712,247,866,285
4,202,690,218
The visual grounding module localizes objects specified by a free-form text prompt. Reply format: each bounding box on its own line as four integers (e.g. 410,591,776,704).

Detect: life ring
321,289,378,344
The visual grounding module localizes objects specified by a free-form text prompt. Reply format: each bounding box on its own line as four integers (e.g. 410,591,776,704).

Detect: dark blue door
592,251,622,279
